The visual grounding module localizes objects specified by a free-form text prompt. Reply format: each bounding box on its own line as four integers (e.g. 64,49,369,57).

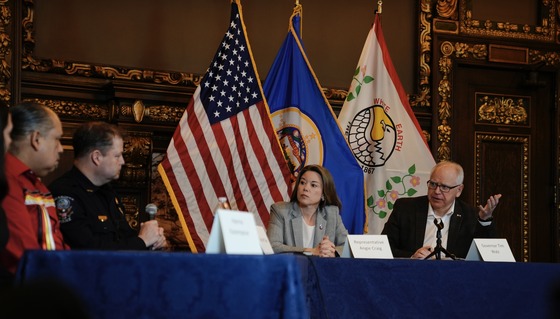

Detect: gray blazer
267,201,348,254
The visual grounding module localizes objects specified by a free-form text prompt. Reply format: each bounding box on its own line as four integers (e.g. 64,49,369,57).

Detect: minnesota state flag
263,4,365,234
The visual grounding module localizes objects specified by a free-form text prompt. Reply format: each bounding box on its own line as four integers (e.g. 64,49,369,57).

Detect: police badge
55,196,74,223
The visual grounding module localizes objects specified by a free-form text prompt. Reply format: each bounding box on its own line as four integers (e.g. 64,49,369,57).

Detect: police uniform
49,166,147,250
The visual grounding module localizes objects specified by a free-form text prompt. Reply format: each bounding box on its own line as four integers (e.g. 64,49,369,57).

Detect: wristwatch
478,215,494,222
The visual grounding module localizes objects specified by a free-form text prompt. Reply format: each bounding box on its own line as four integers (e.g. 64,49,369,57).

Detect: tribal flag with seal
263,4,366,234
158,0,292,252
337,12,436,234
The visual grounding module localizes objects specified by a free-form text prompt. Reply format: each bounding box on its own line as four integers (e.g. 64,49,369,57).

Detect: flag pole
292,1,303,37
377,0,382,14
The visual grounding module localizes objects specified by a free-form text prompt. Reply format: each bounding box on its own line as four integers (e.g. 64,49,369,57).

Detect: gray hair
432,160,464,185
10,102,57,142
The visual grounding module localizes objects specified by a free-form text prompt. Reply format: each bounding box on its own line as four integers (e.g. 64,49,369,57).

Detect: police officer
50,122,166,250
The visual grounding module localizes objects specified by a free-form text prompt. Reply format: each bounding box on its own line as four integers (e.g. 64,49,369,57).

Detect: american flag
158,1,292,253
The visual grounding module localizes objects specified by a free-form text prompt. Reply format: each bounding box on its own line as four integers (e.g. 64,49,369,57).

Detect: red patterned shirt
0,153,69,274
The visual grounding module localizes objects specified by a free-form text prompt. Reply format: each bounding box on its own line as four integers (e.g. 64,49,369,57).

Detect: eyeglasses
426,180,461,193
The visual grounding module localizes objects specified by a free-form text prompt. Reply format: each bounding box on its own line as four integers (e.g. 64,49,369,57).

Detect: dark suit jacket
381,196,496,259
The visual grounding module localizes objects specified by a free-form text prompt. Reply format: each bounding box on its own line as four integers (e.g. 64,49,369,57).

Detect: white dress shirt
423,202,455,249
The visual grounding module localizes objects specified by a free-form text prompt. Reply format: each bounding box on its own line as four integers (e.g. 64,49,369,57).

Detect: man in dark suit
382,160,502,259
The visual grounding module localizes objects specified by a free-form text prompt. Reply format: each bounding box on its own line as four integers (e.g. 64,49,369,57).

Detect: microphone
145,203,158,220
434,217,444,230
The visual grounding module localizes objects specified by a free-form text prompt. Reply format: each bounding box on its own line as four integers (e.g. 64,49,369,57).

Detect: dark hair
290,164,342,210
73,121,123,159
0,101,9,200
10,102,56,143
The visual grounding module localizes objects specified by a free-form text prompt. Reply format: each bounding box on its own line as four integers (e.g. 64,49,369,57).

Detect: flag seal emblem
346,102,397,172
272,107,323,177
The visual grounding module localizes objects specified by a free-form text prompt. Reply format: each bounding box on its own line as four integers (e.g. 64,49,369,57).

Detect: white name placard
341,234,393,259
206,209,263,255
256,225,274,255
466,238,515,262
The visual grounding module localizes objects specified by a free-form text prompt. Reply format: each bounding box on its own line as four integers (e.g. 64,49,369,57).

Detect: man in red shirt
0,102,69,275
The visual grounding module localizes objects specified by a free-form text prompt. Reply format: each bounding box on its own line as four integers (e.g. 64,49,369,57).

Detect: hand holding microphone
139,203,167,250
145,203,158,220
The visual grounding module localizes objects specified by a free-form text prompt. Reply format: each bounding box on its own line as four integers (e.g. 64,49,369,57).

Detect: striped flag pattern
158,0,292,252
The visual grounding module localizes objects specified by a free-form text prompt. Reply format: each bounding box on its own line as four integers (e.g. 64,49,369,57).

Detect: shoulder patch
55,196,74,223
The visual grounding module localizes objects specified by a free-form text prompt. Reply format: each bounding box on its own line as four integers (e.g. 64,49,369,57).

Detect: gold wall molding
413,0,434,108
475,133,529,262
460,0,557,42
0,0,11,102
435,39,560,162
21,1,201,88
120,101,186,124
529,49,560,65
436,40,487,160
19,0,434,117
23,98,109,120
437,0,459,19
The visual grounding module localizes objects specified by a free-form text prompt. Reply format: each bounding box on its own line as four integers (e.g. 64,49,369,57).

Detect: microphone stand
424,218,456,260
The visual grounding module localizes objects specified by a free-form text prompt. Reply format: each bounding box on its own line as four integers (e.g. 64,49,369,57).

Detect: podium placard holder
466,238,515,262
206,209,263,255
341,234,393,259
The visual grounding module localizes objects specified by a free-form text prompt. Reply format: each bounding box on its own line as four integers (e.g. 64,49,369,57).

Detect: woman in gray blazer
267,165,348,257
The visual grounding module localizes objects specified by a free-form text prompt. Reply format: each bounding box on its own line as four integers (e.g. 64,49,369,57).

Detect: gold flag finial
377,0,382,14
295,0,300,5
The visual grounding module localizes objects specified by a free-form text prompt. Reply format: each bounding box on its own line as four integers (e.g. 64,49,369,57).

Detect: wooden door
451,63,557,262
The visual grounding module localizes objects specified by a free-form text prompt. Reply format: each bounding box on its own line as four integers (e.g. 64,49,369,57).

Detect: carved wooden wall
1,0,558,260
427,0,560,262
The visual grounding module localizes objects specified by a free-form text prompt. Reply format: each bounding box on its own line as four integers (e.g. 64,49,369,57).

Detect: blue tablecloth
14,251,560,318
15,251,308,319
298,257,560,318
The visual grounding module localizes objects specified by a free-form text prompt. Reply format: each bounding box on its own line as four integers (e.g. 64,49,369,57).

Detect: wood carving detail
23,98,109,120
460,0,557,42
477,95,529,125
0,0,10,102
120,133,152,187
475,133,529,262
436,0,458,19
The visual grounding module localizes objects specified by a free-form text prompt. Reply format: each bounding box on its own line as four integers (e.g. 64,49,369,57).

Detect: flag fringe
158,163,199,253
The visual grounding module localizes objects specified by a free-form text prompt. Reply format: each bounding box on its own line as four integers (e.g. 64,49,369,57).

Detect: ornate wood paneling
0,0,12,103
460,0,557,42
7,0,559,259
475,134,529,262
